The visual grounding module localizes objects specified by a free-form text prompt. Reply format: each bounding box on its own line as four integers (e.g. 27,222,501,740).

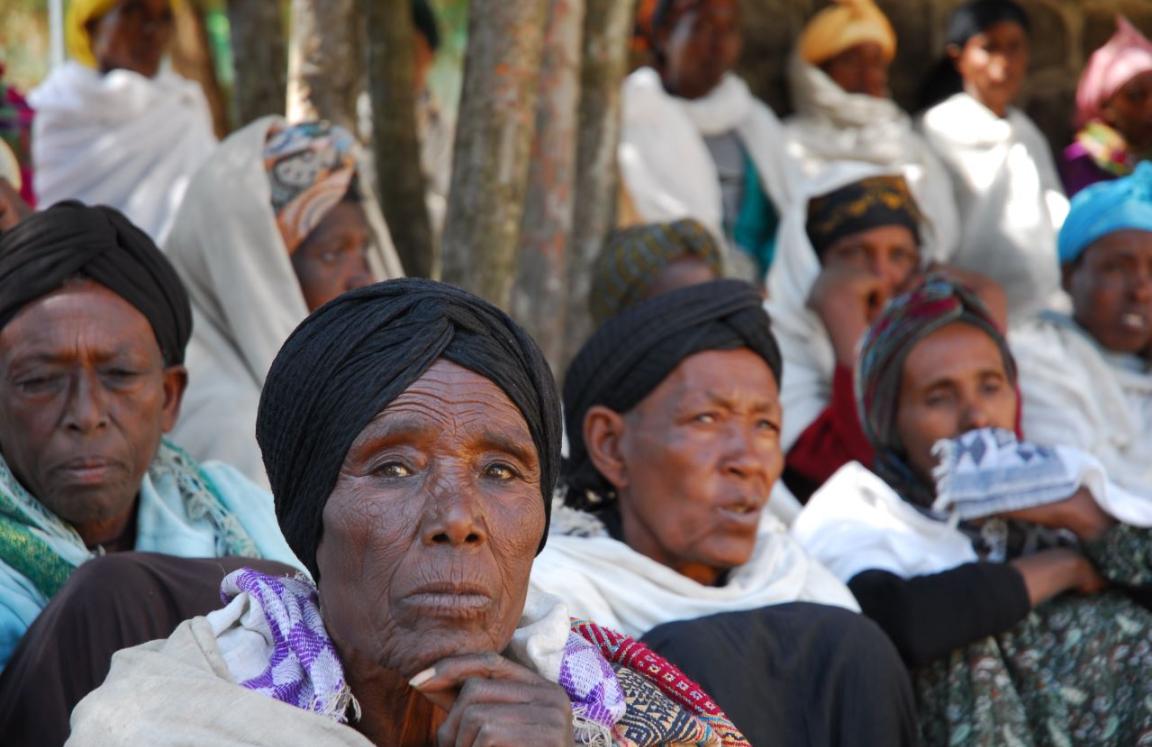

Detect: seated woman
1013,163,1152,493
164,117,404,487
917,0,1068,318
69,279,752,746
765,169,1004,500
1063,16,1152,196
0,204,301,746
619,0,790,280
793,277,1152,745
531,279,919,746
785,0,958,259
29,0,216,241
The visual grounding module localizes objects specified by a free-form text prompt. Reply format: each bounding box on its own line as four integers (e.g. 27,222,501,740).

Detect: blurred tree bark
363,0,436,278
225,0,287,127
287,0,360,131
440,0,549,307
511,0,585,371
563,0,635,363
171,0,230,137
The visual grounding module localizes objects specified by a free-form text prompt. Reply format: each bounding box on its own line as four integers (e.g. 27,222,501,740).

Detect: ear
1060,260,1077,296
584,405,630,493
946,43,963,69
159,364,188,433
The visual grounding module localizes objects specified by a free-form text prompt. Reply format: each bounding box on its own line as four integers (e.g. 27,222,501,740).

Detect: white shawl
529,505,859,641
1012,312,1152,494
918,93,1069,319
618,67,794,245
782,52,959,259
164,116,403,487
29,62,216,242
765,163,950,452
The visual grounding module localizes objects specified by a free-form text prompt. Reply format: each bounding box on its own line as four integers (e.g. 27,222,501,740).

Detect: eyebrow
684,389,781,415
359,412,538,466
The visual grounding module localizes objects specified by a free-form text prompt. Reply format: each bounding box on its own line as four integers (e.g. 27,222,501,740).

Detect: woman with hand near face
69,280,751,747
917,0,1068,319
531,280,920,746
794,277,1152,745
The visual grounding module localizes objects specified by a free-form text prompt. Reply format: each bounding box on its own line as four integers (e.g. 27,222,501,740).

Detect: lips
716,498,764,529
403,582,493,619
1119,311,1148,332
54,457,122,486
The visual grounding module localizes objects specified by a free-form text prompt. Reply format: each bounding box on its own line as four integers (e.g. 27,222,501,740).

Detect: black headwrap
805,175,923,260
916,0,1031,111
256,278,562,580
563,279,782,510
0,201,192,365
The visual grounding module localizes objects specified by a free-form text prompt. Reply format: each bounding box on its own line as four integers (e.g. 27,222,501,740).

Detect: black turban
805,175,923,260
563,279,782,509
256,278,562,580
0,202,192,365
945,0,1030,48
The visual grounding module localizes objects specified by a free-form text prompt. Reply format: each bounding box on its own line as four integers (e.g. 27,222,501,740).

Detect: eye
755,417,780,433
374,461,413,478
692,412,718,424
15,376,54,394
483,462,520,481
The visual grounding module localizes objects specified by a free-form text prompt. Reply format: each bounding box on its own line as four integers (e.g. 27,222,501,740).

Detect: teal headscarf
1059,161,1152,265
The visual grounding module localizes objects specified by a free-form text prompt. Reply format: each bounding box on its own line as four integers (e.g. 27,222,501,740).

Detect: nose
345,252,375,292
1130,267,1152,303
960,400,991,433
63,370,109,434
721,423,770,484
421,481,487,549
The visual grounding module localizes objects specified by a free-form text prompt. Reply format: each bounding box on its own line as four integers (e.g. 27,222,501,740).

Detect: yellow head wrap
798,0,897,66
65,0,181,69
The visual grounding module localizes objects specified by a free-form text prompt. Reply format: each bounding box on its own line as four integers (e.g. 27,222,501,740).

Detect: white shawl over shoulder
29,62,216,242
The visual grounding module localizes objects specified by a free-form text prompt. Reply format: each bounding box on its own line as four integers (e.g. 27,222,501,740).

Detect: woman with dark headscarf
164,116,404,488
917,0,1068,319
532,280,919,746
794,277,1152,745
69,279,751,746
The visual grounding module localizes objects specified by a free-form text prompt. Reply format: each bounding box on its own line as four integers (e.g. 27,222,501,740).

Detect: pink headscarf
1076,16,1152,128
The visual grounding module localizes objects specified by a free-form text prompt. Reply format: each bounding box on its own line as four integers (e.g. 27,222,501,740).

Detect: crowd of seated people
0,0,1151,745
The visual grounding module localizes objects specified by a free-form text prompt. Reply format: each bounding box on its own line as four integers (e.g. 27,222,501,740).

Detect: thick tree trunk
563,0,635,366
225,0,287,127
440,0,549,308
171,0,230,137
511,0,585,371
362,0,436,278
287,0,361,131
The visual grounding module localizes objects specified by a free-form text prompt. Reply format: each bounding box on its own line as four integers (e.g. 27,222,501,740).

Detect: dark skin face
0,280,186,548
290,200,376,312
654,0,742,100
1101,70,1152,151
950,21,1030,117
585,348,783,586
820,41,890,98
642,256,720,301
315,360,570,746
1064,229,1152,355
895,323,1017,486
86,0,174,78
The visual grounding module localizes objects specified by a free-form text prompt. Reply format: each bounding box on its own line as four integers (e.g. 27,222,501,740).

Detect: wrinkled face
643,256,720,301
315,360,544,678
603,348,782,584
820,42,890,98
821,224,921,296
87,0,174,78
1066,229,1152,355
291,201,376,311
952,21,1029,116
895,323,1017,486
0,280,185,545
655,0,742,100
1101,70,1152,151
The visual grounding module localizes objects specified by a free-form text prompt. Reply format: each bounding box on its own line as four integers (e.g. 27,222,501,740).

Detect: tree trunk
440,0,549,308
171,0,230,137
287,0,361,132
563,0,635,366
225,0,287,127
511,0,585,371
362,0,436,278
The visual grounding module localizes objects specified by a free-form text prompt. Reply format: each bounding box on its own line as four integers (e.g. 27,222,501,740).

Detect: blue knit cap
1058,162,1152,265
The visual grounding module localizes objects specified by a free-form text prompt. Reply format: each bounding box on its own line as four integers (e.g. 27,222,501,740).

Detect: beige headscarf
798,0,897,65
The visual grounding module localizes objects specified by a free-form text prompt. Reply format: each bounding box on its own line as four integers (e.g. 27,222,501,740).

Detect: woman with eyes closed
531,280,920,747
163,117,404,488
794,277,1152,745
69,279,753,747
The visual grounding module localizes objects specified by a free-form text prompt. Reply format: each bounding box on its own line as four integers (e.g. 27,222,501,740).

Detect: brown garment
0,552,297,747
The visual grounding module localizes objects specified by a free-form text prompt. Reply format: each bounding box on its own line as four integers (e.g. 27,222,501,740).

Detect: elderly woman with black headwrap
69,279,751,747
0,203,302,747
794,277,1152,745
530,279,919,746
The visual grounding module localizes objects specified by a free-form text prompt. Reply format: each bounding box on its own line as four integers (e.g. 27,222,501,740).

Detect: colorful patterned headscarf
855,277,1016,504
1059,161,1152,265
805,175,922,259
798,0,897,66
590,219,723,324
1075,16,1152,129
263,122,358,255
